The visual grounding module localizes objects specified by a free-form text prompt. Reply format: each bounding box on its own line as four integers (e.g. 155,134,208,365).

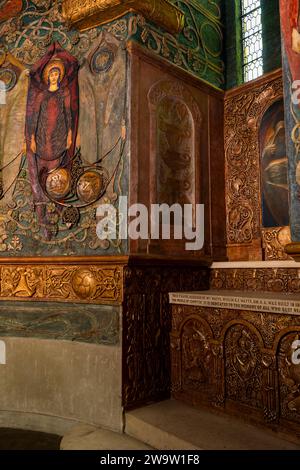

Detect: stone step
60,424,152,450
125,400,300,451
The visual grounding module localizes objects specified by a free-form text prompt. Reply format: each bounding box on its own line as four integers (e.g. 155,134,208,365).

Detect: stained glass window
241,0,263,82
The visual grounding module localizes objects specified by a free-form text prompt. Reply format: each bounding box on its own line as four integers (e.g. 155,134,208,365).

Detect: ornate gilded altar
170,291,300,441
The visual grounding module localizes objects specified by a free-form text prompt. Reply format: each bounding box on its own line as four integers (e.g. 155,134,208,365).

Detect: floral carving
225,73,283,248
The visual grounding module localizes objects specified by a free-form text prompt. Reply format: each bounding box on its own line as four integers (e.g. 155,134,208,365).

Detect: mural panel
280,0,300,242
260,100,289,228
0,33,127,256
157,97,195,206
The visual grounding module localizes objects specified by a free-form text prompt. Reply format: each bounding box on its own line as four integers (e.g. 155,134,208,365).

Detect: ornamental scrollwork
225,74,283,246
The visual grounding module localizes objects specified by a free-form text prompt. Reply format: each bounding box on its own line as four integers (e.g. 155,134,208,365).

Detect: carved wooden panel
171,304,300,438
225,70,283,260
262,227,292,261
210,267,300,294
129,42,226,259
122,265,210,410
278,332,300,424
225,324,263,412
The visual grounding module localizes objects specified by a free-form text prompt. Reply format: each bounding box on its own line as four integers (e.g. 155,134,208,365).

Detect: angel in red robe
25,43,79,225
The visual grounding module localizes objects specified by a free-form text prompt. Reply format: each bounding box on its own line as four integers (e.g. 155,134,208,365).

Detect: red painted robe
0,0,22,22
25,43,79,208
280,0,300,82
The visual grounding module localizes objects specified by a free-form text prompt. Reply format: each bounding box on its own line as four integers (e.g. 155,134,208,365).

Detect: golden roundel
43,58,65,85
46,168,71,200
77,170,103,204
72,269,97,300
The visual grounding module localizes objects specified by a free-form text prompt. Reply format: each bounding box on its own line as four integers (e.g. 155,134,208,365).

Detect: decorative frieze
0,261,123,304
210,267,300,294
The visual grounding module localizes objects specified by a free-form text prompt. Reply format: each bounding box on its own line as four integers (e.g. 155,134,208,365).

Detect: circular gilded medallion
77,170,103,204
46,168,71,200
90,48,114,74
72,269,97,300
0,68,17,92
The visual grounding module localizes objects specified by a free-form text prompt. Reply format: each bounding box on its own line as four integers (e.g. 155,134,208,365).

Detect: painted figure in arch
25,43,79,219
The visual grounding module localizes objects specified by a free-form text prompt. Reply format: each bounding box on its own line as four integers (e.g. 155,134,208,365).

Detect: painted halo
42,58,65,85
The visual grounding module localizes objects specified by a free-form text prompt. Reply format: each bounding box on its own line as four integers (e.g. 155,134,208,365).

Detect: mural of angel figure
25,42,79,217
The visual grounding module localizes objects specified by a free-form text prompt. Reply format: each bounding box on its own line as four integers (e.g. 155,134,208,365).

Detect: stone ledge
169,290,300,315
126,400,300,450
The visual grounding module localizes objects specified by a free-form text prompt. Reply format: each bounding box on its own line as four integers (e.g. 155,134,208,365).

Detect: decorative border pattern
1,0,224,89
0,263,123,304
210,267,300,294
62,0,185,35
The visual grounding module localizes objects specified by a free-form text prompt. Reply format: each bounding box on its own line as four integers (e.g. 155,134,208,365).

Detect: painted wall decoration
0,0,22,23
157,97,195,206
132,0,224,88
0,0,223,257
280,0,300,241
260,100,289,228
0,1,224,89
25,43,79,234
0,1,128,256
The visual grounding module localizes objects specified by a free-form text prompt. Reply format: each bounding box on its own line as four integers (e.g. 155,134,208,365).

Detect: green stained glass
240,0,263,82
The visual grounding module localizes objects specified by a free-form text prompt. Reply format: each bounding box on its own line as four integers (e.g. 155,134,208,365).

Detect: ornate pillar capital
62,0,184,34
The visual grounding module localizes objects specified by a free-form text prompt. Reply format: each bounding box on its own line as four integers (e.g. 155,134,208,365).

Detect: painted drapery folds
0,0,22,23
0,1,128,256
25,43,79,232
280,0,300,244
